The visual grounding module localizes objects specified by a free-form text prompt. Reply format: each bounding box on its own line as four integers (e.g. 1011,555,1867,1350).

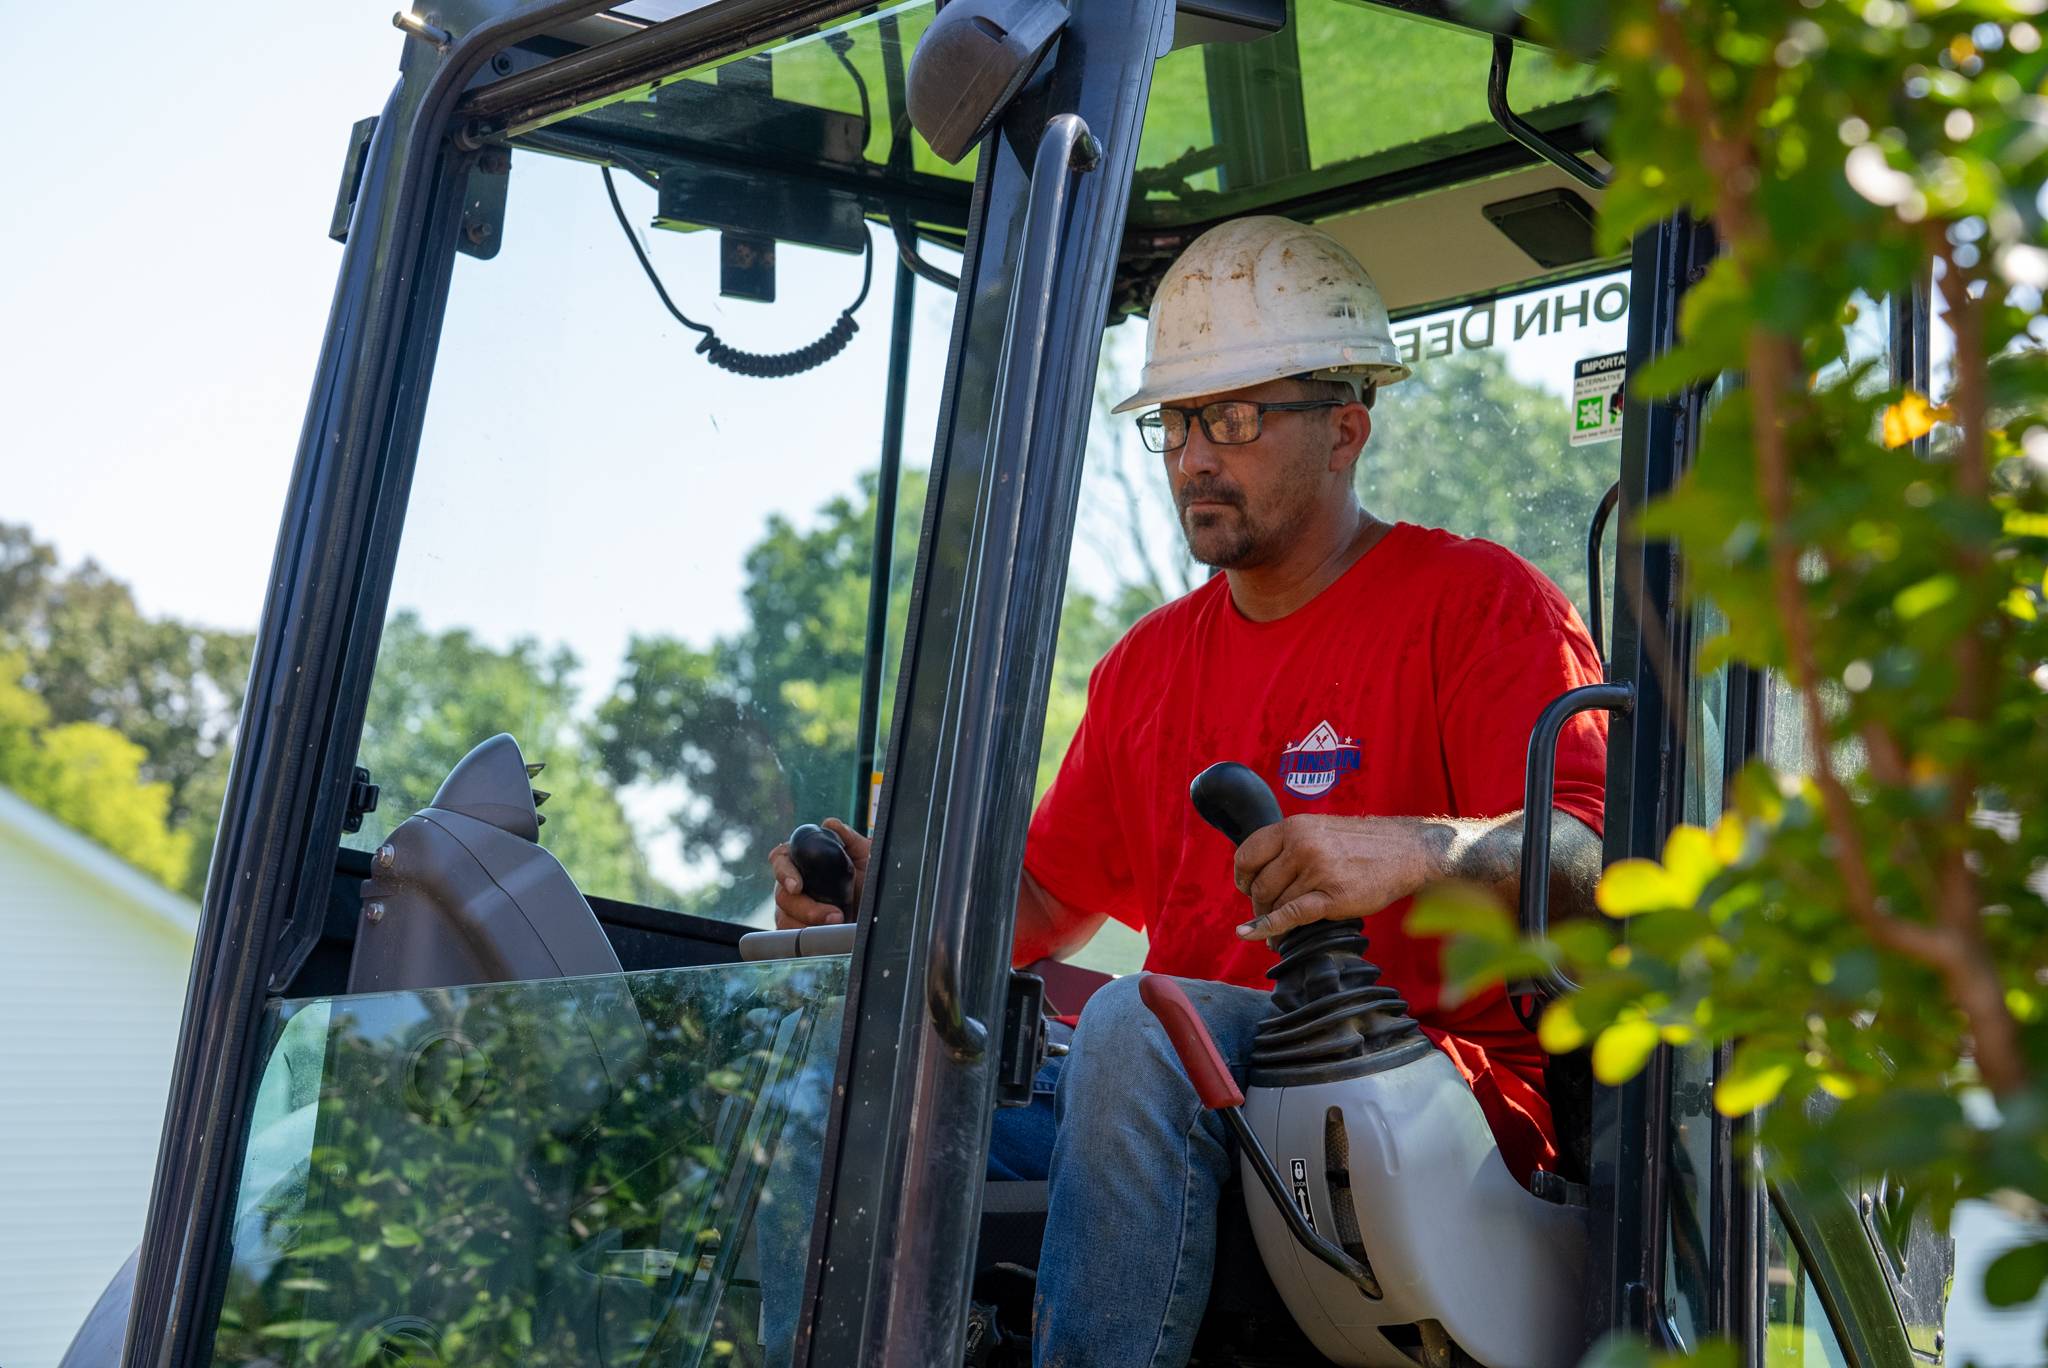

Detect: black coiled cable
599,35,875,379
603,165,873,379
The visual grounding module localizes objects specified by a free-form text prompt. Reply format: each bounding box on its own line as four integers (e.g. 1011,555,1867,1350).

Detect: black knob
1189,762,1282,847
788,823,857,913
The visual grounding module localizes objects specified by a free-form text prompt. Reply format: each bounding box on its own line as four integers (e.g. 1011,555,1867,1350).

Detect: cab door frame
792,0,1180,1359
126,1,921,1362
1584,210,1717,1349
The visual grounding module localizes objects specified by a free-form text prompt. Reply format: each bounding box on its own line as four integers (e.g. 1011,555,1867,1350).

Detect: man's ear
1327,402,1371,475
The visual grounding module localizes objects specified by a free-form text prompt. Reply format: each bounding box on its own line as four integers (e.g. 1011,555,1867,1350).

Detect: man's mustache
1176,482,1244,513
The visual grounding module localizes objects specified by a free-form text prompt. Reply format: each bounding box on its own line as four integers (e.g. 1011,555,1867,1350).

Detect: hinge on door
330,116,380,244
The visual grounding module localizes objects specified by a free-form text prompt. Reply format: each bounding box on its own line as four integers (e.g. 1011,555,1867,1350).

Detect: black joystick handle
788,823,857,914
1187,761,1425,1086
1190,761,1283,847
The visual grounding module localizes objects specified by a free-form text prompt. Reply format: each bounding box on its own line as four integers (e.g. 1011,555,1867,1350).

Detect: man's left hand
1232,815,1435,942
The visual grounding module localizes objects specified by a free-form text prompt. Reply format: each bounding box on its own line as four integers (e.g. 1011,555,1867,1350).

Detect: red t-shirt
1024,523,1608,1181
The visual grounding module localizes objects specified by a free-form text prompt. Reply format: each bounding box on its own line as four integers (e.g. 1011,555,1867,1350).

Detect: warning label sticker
1571,351,1627,447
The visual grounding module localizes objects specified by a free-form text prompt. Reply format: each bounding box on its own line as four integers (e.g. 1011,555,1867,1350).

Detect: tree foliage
0,522,251,893
1425,0,2048,1329
356,611,673,909
1368,347,1622,615
0,653,192,888
210,959,845,1367
591,470,930,922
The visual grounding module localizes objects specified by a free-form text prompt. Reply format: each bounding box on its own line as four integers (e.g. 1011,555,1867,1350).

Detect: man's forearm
1013,869,1108,966
1415,810,1602,923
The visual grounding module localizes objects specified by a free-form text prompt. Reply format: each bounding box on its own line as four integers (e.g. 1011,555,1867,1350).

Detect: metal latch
342,766,381,835
995,970,1048,1108
329,116,380,244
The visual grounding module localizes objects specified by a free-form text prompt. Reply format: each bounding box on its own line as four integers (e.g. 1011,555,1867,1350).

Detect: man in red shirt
771,216,1607,1367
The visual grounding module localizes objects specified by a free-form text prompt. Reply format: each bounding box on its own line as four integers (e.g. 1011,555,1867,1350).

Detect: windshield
345,0,960,926
1135,0,1601,228
210,957,847,1366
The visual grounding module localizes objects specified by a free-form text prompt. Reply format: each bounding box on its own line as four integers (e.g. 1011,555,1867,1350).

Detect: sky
0,0,1623,900
1,3,422,634
0,0,1619,669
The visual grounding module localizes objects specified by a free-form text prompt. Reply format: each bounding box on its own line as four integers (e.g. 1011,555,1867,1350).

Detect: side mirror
906,0,1069,163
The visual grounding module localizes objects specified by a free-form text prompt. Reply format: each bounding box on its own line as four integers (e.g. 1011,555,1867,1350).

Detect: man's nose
1176,426,1223,477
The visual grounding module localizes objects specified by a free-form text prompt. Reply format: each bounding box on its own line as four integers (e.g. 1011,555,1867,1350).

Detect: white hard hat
1113,216,1412,414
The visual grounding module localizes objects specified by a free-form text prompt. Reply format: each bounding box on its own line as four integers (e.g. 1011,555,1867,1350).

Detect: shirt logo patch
1278,721,1361,799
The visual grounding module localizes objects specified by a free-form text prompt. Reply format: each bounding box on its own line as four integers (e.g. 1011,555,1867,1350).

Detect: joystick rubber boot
1186,763,1429,1087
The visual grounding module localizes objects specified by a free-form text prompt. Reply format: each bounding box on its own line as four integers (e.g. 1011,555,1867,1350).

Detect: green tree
1367,347,1621,614
0,521,253,894
594,469,929,923
1421,0,2048,1339
356,611,672,907
0,654,192,888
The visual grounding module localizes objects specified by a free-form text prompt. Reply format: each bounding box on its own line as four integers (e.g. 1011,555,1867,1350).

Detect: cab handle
1516,682,1634,1024
926,112,1101,1063
1586,480,1620,669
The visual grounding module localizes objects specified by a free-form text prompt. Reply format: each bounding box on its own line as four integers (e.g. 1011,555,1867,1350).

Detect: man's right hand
768,817,871,929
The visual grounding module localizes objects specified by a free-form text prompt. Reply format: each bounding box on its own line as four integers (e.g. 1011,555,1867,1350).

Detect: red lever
1138,974,1245,1110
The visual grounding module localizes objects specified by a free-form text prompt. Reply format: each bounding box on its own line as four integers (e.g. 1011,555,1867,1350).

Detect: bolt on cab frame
107,1,1952,1366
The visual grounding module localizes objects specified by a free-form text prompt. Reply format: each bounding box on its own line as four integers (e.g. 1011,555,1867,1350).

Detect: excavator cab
92,1,1955,1365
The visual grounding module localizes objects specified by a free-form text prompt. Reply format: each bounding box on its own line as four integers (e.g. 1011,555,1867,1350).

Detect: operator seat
349,732,625,992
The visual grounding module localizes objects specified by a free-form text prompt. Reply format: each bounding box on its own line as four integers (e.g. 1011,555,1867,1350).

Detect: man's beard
1176,479,1275,568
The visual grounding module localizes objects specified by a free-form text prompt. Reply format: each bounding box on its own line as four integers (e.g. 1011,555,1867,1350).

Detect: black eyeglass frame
1134,398,1345,453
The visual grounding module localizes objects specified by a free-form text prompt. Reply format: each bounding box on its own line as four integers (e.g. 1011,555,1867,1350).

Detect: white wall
0,820,194,1368
1948,1201,2048,1367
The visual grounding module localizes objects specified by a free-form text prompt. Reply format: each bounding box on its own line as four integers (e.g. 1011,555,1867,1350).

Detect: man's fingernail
1236,921,1258,938
784,877,799,891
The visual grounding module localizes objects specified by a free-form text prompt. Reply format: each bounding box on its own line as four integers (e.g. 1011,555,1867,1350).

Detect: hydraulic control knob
787,823,857,914
1190,761,1282,847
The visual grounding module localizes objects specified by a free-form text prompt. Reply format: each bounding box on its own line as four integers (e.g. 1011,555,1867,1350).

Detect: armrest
738,923,858,962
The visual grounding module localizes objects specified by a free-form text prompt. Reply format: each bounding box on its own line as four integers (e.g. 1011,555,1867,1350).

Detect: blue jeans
760,975,1274,1368
1020,975,1275,1368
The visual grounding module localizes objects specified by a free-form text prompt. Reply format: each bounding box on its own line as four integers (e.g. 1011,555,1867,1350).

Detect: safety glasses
1134,399,1343,453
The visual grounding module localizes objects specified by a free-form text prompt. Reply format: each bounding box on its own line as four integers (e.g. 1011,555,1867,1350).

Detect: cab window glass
211,958,846,1366
1366,270,1630,614
346,3,957,924
1134,0,1602,229
1766,1194,1854,1367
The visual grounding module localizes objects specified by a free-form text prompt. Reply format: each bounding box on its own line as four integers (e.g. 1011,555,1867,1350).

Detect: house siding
0,805,195,1368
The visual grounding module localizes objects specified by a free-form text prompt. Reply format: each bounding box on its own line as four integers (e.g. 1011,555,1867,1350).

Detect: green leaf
1405,884,1516,941
381,1222,423,1248
1592,1016,1660,1085
1893,574,1959,621
1984,1239,2048,1309
288,1236,352,1258
1715,1057,1794,1116
1574,1332,1653,1368
1596,860,1689,917
1660,825,1722,902
260,1320,340,1340
1539,998,1589,1054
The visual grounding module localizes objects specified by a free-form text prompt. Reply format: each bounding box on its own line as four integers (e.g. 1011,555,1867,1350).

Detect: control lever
1168,762,1385,1296
1166,763,1589,1365
1139,974,1379,1297
1189,760,1281,845
788,823,857,915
